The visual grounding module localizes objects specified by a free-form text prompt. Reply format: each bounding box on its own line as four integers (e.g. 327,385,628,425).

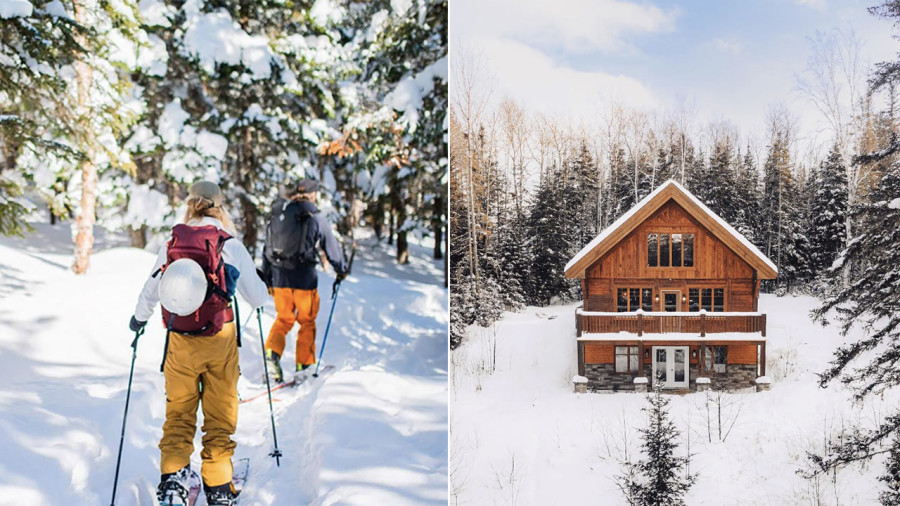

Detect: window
702,289,712,311
615,346,639,373
684,234,694,267
672,234,682,267
641,288,653,312
688,287,725,312
617,288,654,312
648,233,695,267
704,346,727,374
617,289,628,312
713,288,724,312
660,234,670,267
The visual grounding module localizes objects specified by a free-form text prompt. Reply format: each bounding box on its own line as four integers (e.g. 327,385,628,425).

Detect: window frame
616,287,655,312
687,287,726,312
704,346,728,374
615,345,640,374
648,232,696,268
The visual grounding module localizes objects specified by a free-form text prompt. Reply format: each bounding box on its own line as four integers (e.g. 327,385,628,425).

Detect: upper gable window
648,233,694,267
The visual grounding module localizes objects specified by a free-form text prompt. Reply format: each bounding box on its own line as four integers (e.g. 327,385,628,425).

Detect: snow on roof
565,179,778,276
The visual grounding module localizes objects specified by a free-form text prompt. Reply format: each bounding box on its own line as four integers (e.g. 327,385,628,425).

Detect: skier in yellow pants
130,181,268,506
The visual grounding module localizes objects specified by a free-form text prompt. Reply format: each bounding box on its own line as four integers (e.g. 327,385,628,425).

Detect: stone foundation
709,364,758,390
585,363,759,392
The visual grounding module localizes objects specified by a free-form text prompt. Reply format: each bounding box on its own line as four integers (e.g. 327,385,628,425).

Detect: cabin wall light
691,350,698,359
645,350,650,359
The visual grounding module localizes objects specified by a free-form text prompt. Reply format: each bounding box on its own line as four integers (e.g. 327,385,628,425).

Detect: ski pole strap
160,315,175,373
130,326,144,350
233,297,241,348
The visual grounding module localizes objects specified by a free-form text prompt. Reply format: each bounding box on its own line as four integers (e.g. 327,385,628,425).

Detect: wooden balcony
575,310,766,337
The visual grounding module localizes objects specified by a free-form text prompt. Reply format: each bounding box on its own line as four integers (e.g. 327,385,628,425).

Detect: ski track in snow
0,223,447,505
451,295,900,505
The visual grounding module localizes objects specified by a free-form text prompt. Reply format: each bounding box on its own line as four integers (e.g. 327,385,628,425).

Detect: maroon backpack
155,224,233,336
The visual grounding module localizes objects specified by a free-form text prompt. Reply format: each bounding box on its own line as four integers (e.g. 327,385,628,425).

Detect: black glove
332,272,347,299
129,315,147,333
256,267,268,285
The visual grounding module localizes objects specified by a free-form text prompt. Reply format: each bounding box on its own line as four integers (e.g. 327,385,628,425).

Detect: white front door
652,346,689,389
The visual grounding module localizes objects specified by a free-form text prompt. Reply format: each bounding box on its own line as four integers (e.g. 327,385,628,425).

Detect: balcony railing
575,310,766,337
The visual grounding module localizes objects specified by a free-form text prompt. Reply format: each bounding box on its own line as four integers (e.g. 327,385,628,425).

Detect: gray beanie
189,181,223,206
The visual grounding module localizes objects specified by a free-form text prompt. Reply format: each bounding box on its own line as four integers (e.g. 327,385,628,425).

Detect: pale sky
451,0,899,156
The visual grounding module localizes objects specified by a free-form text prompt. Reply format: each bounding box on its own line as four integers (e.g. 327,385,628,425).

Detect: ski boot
205,482,239,505
157,465,191,506
265,349,283,383
293,362,314,382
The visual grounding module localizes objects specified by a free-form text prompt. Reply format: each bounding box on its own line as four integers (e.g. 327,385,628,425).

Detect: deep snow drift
451,295,899,505
0,222,447,505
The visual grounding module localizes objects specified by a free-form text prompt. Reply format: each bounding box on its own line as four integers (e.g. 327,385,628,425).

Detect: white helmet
159,258,208,316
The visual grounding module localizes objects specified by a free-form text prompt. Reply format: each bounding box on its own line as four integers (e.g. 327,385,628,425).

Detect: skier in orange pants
260,179,347,382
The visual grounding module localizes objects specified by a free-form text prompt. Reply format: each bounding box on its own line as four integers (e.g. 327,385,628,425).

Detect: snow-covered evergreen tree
617,384,697,506
809,143,848,276
526,163,577,305
761,132,809,289
880,435,900,505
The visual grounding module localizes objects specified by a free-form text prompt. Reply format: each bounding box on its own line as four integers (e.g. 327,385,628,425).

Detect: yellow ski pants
159,321,238,487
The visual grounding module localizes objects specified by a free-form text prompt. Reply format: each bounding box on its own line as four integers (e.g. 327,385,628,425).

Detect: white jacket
134,217,269,323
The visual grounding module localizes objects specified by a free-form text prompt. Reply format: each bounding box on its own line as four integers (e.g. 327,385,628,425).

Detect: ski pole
110,326,144,506
256,307,282,466
314,283,340,378
315,247,354,378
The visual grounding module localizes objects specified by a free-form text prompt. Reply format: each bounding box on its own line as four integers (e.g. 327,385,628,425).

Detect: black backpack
264,198,318,269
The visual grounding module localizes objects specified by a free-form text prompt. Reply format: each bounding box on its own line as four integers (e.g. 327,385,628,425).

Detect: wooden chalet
565,180,776,392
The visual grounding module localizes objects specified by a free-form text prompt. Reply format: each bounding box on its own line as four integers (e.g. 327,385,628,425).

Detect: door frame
651,345,690,389
660,290,682,332
661,290,682,312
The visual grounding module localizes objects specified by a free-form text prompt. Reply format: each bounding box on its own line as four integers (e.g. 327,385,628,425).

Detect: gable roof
564,180,778,279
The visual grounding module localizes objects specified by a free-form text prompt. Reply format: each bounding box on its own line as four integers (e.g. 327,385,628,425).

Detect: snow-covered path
0,224,447,505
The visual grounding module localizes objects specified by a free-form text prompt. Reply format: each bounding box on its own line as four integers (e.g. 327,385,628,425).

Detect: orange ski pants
265,287,320,367
159,322,238,488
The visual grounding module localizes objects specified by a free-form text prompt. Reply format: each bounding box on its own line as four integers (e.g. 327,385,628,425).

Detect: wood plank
565,183,777,279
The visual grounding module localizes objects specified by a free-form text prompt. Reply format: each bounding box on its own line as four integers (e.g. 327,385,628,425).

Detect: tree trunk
372,195,385,240
239,128,259,257
433,193,443,260
130,225,147,249
443,218,448,288
397,230,409,264
388,206,395,246
72,0,95,275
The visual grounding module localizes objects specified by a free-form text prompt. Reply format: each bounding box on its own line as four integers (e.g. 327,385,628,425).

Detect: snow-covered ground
451,295,898,505
0,221,447,505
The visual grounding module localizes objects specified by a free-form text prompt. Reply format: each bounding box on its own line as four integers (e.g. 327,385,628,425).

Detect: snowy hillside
0,222,447,505
450,295,899,505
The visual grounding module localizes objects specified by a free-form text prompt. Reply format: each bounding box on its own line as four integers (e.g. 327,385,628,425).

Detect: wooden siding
583,200,757,312
582,342,762,367
727,344,758,365
565,182,777,279
584,343,614,364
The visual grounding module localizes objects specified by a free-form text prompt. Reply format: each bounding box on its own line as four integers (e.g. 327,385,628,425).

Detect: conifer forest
0,0,448,275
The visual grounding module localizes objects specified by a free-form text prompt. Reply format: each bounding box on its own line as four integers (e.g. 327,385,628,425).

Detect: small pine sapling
617,383,697,506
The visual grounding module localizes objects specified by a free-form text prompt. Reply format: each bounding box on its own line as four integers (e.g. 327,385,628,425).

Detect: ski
175,460,248,506
239,365,335,404
185,470,201,506
232,457,250,495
